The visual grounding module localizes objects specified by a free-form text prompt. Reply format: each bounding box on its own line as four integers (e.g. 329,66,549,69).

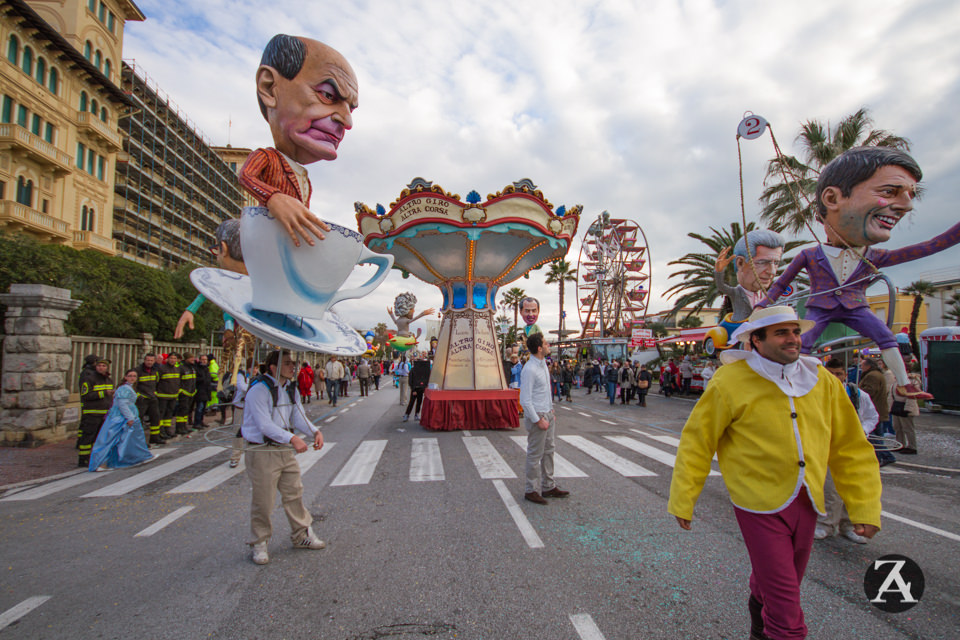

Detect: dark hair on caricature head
258,34,307,119
526,331,544,354
815,146,922,219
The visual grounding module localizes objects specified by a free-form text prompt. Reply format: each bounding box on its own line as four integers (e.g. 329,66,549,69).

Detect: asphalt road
1,383,958,639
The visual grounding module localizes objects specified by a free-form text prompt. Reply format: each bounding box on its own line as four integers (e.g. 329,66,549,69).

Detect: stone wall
0,285,80,447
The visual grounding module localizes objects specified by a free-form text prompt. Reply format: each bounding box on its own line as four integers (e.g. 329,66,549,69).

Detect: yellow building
867,292,928,335
0,0,144,254
211,145,256,208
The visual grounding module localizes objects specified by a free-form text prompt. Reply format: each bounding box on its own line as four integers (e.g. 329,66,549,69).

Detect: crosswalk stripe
599,419,616,425
492,479,543,549
324,416,337,423
631,429,717,461
570,613,607,640
330,440,388,486
509,436,588,478
0,595,51,631
167,460,245,494
559,435,657,477
82,447,223,497
605,436,720,476
410,438,445,481
577,412,591,417
0,449,174,502
463,436,516,479
134,505,195,537
298,443,336,475
880,466,911,475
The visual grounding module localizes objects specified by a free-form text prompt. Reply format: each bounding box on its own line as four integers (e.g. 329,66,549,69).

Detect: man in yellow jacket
668,305,881,640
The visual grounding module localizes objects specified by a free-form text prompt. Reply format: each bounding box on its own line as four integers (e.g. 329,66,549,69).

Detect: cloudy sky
124,0,960,335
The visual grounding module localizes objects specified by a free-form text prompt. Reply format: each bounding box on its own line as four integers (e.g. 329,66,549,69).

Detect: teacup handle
328,247,394,307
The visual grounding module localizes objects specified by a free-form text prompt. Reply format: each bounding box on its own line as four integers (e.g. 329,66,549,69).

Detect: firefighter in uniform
156,353,181,439
77,357,114,467
135,352,162,446
176,353,198,435
76,354,98,448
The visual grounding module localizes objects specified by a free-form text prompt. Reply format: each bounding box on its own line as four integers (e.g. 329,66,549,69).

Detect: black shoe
542,487,570,498
899,447,917,455
78,456,89,468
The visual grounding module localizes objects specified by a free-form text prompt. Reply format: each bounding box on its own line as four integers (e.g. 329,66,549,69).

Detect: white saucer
190,268,368,355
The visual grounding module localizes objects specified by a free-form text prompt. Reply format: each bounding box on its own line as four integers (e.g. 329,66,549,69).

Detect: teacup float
191,206,394,354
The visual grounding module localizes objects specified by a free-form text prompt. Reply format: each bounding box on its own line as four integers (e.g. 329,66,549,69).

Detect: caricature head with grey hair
732,229,784,292
214,219,246,274
394,292,417,319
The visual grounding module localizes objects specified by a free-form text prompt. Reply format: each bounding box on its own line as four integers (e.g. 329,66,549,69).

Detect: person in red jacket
297,362,314,404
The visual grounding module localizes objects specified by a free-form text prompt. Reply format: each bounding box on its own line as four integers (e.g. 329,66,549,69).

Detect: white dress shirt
519,355,553,423
241,374,317,444
822,244,866,284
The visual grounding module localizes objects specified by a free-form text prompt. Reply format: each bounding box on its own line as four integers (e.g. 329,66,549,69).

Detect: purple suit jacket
761,221,960,311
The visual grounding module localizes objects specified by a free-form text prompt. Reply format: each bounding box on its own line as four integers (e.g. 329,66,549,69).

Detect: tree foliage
0,232,222,340
544,259,577,336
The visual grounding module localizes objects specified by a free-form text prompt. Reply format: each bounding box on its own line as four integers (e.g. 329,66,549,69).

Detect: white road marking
82,447,222,497
167,460,245,493
349,402,358,407
631,429,717,461
134,506,195,537
569,613,607,639
605,435,719,476
463,430,471,437
879,465,911,475
0,596,51,631
577,412,591,417
559,435,657,477
339,407,350,414
324,416,337,423
492,479,543,549
410,438,445,481
599,419,616,425
510,436,588,477
881,510,960,543
330,440,388,486
1,449,175,501
298,443,336,475
561,406,573,411
463,436,516,479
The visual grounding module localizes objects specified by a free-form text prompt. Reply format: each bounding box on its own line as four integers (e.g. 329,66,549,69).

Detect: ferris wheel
576,212,652,338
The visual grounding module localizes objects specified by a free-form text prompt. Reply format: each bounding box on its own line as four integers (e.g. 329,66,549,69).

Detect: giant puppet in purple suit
759,146,960,400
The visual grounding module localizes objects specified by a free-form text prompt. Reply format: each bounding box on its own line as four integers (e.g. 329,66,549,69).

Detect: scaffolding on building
113,60,245,269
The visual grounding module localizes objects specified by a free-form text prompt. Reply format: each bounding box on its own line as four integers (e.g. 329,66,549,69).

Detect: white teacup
240,206,393,319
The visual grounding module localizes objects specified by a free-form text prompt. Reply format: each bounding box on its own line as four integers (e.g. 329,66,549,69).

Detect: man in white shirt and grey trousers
519,332,570,505
242,349,325,565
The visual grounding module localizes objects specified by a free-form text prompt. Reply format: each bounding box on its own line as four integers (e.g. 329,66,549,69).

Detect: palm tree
944,292,960,326
501,287,525,333
759,108,911,234
664,222,808,319
903,280,936,357
544,259,578,336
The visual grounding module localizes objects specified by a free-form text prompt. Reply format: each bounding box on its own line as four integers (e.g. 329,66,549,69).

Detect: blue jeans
606,381,617,404
326,379,338,405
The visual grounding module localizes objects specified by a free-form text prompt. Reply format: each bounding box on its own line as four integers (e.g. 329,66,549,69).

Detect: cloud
124,0,960,333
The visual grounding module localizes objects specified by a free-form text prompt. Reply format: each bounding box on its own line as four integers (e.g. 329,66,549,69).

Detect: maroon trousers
734,492,818,639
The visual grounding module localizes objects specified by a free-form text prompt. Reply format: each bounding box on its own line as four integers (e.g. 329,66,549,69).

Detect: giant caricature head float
394,292,417,319
732,229,784,292
256,34,359,165
520,296,540,327
816,146,921,248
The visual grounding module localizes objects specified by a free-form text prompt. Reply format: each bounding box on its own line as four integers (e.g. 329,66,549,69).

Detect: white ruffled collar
719,349,821,397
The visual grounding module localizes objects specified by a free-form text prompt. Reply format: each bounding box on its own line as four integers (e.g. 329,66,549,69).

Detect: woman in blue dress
89,369,154,471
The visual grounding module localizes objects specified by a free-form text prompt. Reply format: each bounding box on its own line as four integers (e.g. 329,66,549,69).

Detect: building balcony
76,112,122,151
0,124,73,173
72,229,117,255
0,200,70,240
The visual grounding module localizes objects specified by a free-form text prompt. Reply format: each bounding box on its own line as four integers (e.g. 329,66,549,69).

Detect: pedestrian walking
395,355,410,405
175,353,198,435
324,355,344,407
313,362,325,400
135,352,161,446
156,353,181,439
859,357,896,466
357,359,371,397
403,357,430,422
669,306,881,640
604,360,619,405
88,369,154,471
519,333,569,505
635,364,651,407
297,362,314,404
193,354,213,430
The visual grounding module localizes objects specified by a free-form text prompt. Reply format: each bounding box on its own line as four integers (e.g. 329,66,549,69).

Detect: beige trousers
246,447,312,545
229,408,244,464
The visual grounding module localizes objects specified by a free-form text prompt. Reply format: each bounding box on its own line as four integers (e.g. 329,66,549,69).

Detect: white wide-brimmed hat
730,305,815,344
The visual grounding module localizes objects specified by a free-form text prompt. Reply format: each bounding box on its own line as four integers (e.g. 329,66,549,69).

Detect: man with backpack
242,349,325,565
